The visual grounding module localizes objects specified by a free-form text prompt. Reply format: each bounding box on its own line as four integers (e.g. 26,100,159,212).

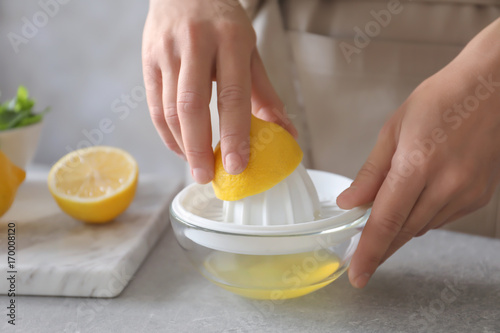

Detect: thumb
337,126,396,209
250,51,298,138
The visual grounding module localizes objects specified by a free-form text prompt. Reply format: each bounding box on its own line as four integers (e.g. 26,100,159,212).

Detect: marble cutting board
0,170,183,297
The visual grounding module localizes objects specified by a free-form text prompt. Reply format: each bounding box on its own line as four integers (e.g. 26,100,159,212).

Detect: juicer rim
170,205,369,238
170,170,371,236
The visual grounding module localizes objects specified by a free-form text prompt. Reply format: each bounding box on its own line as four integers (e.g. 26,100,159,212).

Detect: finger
417,183,497,235
177,50,214,184
380,185,445,263
143,63,184,158
160,57,185,156
337,123,398,210
432,199,491,229
216,43,252,175
348,162,425,288
417,173,498,236
434,210,467,230
416,206,468,237
380,170,473,259
250,51,298,138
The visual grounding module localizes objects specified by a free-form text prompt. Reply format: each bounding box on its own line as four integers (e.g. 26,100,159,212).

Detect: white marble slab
0,170,183,297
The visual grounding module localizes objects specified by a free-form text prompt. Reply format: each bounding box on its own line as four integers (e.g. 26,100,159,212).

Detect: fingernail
344,185,357,194
224,153,244,175
337,186,356,208
192,168,211,184
353,273,371,289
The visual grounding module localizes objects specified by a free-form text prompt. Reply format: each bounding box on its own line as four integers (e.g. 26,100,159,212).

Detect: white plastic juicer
171,163,370,255
222,164,320,226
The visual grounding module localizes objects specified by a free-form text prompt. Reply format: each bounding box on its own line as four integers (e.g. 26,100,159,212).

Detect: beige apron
238,0,500,238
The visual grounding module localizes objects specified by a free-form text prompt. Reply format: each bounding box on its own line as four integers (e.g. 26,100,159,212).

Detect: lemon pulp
202,251,344,300
48,146,138,223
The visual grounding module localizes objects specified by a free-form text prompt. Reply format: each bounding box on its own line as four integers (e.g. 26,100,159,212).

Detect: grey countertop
3,227,500,333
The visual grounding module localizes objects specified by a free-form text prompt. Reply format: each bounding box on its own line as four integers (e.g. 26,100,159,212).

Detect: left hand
337,18,500,289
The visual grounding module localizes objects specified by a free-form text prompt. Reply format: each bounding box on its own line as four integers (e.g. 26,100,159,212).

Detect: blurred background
0,1,185,177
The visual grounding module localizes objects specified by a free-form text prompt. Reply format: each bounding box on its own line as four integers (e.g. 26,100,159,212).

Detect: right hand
142,0,297,184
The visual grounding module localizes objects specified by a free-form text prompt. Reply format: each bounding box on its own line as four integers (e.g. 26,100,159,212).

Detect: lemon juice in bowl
202,250,344,300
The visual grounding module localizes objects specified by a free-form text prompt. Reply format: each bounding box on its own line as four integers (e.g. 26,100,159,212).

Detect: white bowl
0,121,43,169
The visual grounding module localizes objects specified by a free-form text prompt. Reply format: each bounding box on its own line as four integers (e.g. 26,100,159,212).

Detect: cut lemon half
48,146,138,223
212,115,303,201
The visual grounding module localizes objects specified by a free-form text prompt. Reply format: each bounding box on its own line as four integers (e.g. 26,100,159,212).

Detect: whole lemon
0,150,26,217
212,115,303,201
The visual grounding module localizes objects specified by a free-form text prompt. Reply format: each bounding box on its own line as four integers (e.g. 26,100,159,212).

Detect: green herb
0,86,48,131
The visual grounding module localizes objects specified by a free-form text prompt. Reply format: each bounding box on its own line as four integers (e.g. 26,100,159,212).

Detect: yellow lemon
212,115,303,201
0,151,26,217
48,146,138,223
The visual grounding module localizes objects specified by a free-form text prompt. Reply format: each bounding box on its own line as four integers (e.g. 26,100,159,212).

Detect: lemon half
212,115,303,201
48,146,138,223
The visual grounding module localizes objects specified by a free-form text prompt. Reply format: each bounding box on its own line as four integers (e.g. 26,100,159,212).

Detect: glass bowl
170,170,370,300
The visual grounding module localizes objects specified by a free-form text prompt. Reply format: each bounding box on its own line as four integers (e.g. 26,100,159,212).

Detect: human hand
337,18,500,288
142,0,297,184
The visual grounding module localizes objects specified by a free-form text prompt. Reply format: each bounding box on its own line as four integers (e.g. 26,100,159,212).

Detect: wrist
460,18,500,76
